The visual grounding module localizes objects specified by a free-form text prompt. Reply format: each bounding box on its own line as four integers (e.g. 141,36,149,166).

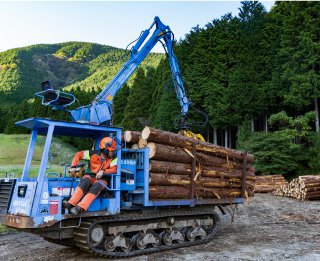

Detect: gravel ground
0,194,319,261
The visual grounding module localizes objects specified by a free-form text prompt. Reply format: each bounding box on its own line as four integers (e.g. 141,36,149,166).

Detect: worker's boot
70,205,82,215
62,200,72,210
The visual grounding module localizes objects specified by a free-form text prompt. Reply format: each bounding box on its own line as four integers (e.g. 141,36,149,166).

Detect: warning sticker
52,188,63,196
49,200,59,215
63,188,71,196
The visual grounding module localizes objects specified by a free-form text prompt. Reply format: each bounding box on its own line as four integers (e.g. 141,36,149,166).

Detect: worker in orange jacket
63,137,118,215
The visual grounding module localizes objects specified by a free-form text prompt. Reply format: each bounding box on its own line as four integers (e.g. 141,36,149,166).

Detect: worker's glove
69,167,77,177
68,163,86,177
96,170,104,179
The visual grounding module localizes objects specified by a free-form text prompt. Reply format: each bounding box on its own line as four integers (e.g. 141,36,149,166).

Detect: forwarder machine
0,17,245,257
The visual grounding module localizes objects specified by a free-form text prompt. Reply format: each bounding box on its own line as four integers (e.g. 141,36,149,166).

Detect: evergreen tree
243,132,301,175
113,83,130,126
121,67,155,130
272,2,320,109
228,1,270,119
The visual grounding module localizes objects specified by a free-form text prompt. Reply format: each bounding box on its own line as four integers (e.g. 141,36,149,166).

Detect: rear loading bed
122,149,247,208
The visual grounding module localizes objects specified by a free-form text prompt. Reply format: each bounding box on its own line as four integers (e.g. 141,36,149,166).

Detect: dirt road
0,194,319,260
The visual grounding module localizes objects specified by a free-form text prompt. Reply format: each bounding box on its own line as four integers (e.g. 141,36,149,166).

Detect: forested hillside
0,1,319,177
0,42,162,103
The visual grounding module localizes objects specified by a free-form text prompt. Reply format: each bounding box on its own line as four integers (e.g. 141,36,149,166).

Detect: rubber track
73,208,221,258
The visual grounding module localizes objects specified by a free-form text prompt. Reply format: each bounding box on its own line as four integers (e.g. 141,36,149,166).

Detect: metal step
0,179,16,213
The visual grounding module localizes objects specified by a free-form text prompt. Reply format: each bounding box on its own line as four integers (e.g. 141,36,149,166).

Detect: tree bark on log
149,172,253,188
149,160,192,175
149,185,246,200
147,142,193,164
142,127,254,163
147,142,253,170
196,152,253,170
149,160,255,179
305,186,320,192
124,131,141,143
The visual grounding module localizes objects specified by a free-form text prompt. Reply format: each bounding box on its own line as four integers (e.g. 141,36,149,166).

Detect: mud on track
0,194,319,261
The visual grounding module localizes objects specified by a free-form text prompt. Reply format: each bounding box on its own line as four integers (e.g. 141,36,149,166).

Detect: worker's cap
99,137,117,152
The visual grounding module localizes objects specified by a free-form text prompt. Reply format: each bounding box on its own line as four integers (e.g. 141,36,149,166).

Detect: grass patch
0,224,11,234
0,164,68,178
0,134,78,175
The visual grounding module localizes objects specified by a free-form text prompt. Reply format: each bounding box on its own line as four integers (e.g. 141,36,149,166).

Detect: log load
140,127,255,201
275,175,320,200
147,142,254,170
149,186,254,200
142,127,254,163
254,175,288,193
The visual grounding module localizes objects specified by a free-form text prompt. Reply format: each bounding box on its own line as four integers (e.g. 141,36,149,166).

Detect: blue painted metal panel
143,148,150,207
31,124,54,217
9,181,37,215
15,118,121,138
88,198,101,212
114,130,122,214
101,198,118,214
120,159,136,191
21,129,38,181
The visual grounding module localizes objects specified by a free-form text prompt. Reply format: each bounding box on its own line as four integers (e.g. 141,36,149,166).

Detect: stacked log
141,127,255,200
123,131,141,149
138,138,148,149
254,175,288,193
275,175,320,200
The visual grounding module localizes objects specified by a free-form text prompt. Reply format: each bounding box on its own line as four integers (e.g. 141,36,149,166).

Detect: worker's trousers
68,175,107,211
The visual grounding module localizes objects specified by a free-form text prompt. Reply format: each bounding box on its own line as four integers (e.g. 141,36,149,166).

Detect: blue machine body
0,118,243,229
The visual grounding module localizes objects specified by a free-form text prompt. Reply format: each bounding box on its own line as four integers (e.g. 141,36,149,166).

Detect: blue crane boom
69,16,189,127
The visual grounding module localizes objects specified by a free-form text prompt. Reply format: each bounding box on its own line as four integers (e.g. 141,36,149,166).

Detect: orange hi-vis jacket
71,150,117,175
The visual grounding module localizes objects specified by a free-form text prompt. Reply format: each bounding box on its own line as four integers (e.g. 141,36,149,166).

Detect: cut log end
142,126,151,140
147,142,156,158
138,138,148,149
131,144,139,150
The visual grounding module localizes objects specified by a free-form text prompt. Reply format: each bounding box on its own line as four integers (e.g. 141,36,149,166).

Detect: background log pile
275,175,320,200
254,175,288,193
136,127,255,200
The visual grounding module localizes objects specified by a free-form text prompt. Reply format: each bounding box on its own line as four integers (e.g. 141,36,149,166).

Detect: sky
0,1,275,53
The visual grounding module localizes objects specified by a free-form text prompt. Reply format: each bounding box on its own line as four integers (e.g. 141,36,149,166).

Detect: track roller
133,231,161,249
103,233,133,252
89,224,105,246
161,229,185,245
185,226,207,241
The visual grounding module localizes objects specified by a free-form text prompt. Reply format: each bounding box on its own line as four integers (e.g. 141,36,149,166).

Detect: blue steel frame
15,118,122,219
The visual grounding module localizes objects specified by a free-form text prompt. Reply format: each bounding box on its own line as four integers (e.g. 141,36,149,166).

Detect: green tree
243,132,301,175
113,83,130,126
272,2,320,109
121,67,155,130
